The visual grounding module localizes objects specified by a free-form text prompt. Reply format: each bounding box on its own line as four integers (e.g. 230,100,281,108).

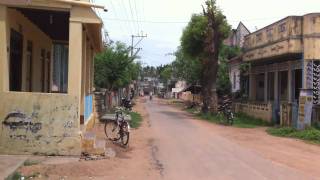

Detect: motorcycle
121,97,133,111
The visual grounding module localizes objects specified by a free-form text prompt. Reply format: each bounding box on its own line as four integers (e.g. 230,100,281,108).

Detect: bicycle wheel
104,121,121,141
121,131,129,146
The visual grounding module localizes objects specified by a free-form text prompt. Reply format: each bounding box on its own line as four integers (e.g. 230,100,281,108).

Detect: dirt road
18,97,320,179
146,98,320,180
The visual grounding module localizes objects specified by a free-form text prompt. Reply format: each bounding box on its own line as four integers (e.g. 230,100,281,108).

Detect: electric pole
131,33,147,57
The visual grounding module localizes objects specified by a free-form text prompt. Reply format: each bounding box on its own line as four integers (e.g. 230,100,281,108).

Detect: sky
94,0,320,67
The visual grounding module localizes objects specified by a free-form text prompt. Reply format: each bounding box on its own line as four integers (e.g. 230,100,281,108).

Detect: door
9,29,23,91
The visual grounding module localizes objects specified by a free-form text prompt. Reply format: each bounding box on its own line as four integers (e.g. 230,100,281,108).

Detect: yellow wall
0,92,81,155
7,8,53,92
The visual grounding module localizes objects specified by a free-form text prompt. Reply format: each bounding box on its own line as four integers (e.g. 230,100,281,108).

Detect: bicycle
104,107,130,146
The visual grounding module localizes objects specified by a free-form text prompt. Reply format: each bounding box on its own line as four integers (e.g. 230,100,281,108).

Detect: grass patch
183,107,269,128
233,113,270,128
130,112,143,128
23,159,39,166
267,127,320,144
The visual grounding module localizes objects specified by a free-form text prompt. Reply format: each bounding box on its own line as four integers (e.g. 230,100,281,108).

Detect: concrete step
81,131,96,152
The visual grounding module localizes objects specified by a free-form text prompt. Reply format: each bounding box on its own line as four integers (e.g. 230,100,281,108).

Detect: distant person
149,92,153,101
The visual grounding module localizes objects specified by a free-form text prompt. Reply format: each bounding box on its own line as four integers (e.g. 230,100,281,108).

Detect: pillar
0,5,8,92
68,21,83,101
249,73,255,101
288,62,293,103
264,71,268,102
274,71,279,102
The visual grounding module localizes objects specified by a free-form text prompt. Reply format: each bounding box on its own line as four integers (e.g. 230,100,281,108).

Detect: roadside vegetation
130,112,143,128
267,127,320,144
179,103,269,128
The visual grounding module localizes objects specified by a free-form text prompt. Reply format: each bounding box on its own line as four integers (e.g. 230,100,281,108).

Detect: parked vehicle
121,97,133,111
104,107,130,146
217,95,234,125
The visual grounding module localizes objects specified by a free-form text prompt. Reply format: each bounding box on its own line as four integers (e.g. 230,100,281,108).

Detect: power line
120,0,134,34
133,0,140,33
102,16,285,24
128,0,139,33
108,0,129,35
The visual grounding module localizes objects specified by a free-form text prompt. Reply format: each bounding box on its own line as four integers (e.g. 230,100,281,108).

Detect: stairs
81,131,106,156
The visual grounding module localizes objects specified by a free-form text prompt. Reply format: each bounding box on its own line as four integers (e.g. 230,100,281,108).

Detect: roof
237,21,250,34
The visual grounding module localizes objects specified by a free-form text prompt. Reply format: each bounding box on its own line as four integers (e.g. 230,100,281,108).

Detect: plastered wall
0,92,81,155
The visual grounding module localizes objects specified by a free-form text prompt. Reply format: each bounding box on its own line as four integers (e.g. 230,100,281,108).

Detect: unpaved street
146,98,320,180
18,97,320,180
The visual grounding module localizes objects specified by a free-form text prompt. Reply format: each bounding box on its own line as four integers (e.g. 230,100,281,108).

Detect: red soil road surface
147,98,320,180
19,97,320,179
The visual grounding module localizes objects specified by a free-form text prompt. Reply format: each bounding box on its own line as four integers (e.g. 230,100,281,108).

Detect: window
278,23,286,33
266,28,273,41
256,33,262,42
52,44,69,93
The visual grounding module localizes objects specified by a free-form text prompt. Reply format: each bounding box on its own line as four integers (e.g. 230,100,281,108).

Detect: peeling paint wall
0,92,81,156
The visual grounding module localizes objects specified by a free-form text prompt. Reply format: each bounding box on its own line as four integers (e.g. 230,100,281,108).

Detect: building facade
224,22,250,48
235,14,320,129
0,0,103,155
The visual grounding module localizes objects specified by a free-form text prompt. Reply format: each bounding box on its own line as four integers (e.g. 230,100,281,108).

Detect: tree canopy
94,41,141,90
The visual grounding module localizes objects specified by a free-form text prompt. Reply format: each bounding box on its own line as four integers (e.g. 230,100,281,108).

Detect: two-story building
235,14,320,129
0,0,104,155
225,22,250,93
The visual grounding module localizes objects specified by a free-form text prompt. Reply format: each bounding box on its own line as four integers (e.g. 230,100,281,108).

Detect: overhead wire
120,0,134,35
128,0,139,34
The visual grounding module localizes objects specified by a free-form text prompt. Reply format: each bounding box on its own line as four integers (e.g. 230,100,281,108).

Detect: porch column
288,62,293,103
0,5,8,92
264,71,268,102
68,21,83,97
274,71,279,102
249,73,255,101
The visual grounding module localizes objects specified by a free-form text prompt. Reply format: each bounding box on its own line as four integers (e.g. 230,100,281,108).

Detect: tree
94,41,140,91
180,0,230,113
172,47,202,85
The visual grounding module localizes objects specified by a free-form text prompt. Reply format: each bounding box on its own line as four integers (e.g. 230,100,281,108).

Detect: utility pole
131,33,147,57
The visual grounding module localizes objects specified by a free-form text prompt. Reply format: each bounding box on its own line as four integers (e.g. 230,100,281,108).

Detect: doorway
9,29,23,91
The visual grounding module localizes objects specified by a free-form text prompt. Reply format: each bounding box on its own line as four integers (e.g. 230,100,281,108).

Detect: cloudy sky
94,0,320,67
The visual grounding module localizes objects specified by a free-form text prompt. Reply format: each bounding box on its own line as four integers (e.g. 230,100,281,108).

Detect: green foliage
5,172,22,180
172,48,202,84
233,113,270,128
217,45,241,94
181,14,208,58
23,159,39,166
158,64,173,84
94,41,141,90
130,112,143,128
267,127,320,143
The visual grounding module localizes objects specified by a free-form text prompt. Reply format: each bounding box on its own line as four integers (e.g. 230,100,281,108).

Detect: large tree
181,0,230,113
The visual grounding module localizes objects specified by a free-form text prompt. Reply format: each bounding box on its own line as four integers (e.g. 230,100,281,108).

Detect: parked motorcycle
217,95,234,125
121,97,133,111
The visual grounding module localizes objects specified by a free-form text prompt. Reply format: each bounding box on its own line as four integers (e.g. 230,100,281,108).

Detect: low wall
0,92,81,156
180,91,202,104
234,102,273,122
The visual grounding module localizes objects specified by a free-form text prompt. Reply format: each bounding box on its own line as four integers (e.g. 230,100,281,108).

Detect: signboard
298,89,313,130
